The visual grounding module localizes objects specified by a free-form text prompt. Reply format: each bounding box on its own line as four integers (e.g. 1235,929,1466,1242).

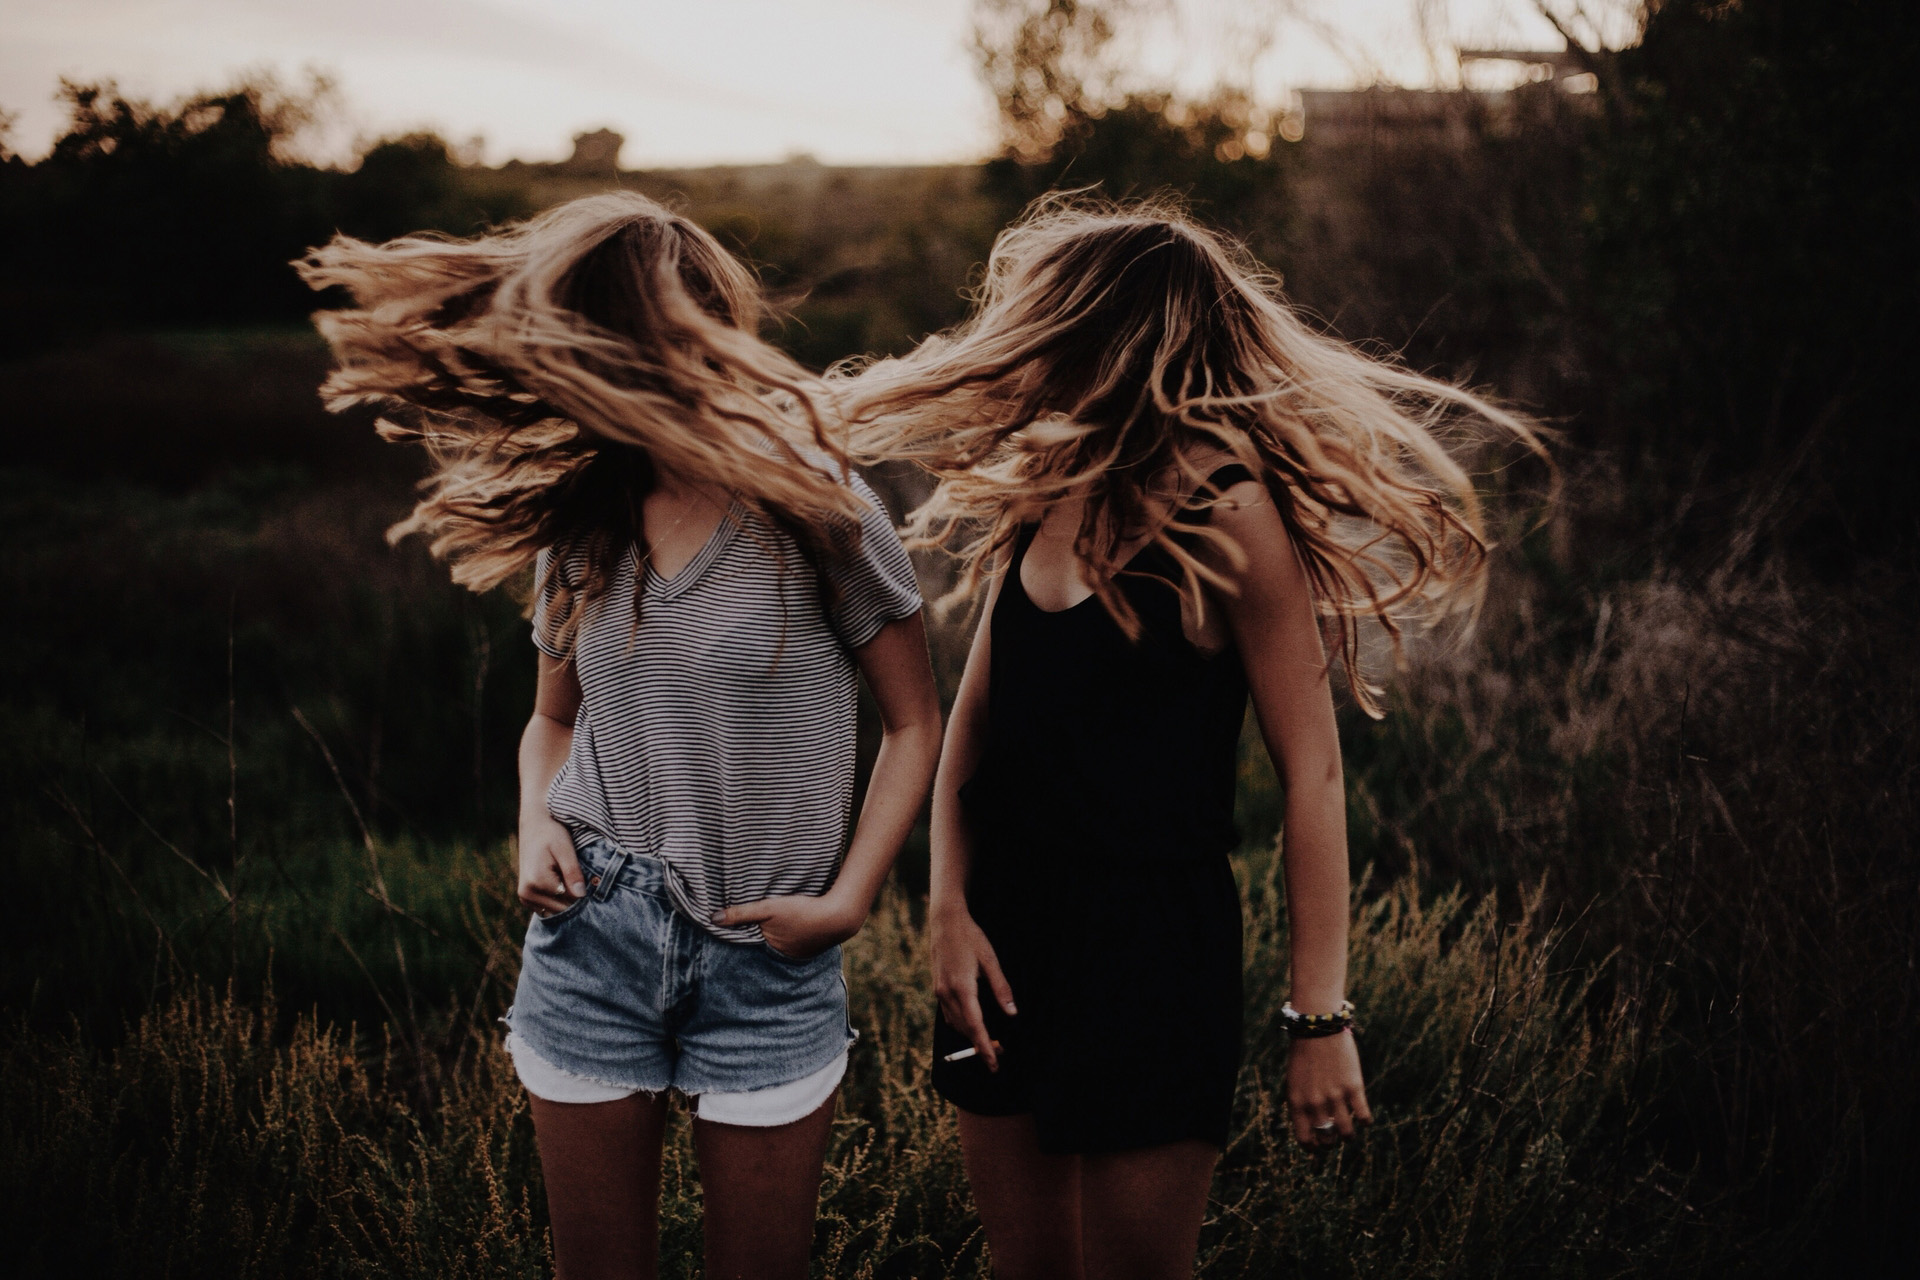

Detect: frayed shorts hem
505,1030,848,1127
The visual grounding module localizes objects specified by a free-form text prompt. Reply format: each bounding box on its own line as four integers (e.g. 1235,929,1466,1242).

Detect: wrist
821,886,873,937
1281,999,1357,1040
928,896,971,929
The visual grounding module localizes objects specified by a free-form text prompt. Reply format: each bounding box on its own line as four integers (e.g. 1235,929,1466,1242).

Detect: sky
0,0,1631,167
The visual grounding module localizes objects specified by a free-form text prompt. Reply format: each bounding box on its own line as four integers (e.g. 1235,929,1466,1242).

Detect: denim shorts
504,834,855,1098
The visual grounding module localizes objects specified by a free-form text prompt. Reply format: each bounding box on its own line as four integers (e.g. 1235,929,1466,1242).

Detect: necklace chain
641,490,719,567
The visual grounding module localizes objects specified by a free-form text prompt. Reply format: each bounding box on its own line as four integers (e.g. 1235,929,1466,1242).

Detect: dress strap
1006,520,1040,575
1173,464,1259,526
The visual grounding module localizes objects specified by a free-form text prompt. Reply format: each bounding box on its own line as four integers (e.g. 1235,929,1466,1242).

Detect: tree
1583,0,1920,555
971,1,1290,241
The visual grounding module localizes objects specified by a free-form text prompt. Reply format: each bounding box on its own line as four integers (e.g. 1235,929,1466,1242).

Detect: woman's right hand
517,815,585,916
931,905,1016,1071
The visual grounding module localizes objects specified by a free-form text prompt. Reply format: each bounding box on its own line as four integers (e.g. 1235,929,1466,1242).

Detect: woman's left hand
1287,1032,1373,1148
711,893,864,960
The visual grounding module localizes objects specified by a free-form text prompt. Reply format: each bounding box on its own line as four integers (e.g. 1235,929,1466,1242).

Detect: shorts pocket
762,939,830,967
533,893,591,927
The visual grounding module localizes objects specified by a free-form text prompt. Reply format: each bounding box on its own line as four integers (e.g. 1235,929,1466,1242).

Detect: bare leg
1078,1140,1218,1280
692,1093,838,1280
957,1110,1085,1280
529,1091,672,1280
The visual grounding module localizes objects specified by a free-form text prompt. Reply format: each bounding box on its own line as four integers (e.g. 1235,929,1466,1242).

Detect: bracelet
1281,1000,1356,1039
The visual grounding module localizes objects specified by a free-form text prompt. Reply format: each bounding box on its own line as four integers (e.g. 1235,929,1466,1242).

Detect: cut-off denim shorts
504,834,855,1107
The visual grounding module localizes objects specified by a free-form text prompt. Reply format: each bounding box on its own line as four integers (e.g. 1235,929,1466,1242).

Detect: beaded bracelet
1280,1000,1356,1039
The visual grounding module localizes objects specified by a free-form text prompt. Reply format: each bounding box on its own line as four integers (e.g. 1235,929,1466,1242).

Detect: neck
648,465,730,514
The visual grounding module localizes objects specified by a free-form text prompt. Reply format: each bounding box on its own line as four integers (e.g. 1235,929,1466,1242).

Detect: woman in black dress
844,199,1537,1279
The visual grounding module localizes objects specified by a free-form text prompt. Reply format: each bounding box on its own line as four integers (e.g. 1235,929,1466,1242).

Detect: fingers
517,877,572,916
934,967,999,1071
710,898,777,929
1290,1092,1362,1148
1327,1094,1357,1140
1297,1105,1328,1151
978,945,1018,1017
551,842,587,900
955,983,999,1071
517,841,584,916
1348,1086,1374,1128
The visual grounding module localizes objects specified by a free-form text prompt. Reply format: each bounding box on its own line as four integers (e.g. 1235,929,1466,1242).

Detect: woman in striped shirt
302,192,940,1280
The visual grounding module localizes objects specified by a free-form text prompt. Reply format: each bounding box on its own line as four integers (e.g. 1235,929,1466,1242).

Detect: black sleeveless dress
931,467,1253,1154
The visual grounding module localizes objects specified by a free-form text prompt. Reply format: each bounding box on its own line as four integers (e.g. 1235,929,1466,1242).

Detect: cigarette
943,1040,1002,1063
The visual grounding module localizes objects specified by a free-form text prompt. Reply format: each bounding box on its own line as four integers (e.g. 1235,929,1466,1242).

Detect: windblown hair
839,196,1543,715
297,190,863,656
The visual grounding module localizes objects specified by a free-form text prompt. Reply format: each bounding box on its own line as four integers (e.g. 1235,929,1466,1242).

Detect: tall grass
0,859,1695,1279
4,339,1913,1274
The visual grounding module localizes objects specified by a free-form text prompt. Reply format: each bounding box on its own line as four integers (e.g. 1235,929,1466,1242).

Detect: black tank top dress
931,467,1253,1155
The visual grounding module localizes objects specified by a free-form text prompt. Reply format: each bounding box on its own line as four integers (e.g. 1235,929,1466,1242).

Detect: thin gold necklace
640,489,721,569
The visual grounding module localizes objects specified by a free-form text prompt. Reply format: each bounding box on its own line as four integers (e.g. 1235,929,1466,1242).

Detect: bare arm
927,570,1019,1069
1212,485,1373,1145
929,574,998,920
827,612,945,925
713,613,943,952
517,652,587,913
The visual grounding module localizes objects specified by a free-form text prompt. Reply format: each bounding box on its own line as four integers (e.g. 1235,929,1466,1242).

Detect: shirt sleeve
529,546,575,659
824,473,924,649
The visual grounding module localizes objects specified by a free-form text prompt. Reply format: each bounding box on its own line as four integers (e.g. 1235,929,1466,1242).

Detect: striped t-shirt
532,473,922,944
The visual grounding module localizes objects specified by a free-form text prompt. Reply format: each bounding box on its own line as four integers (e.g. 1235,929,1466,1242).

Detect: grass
2,336,1915,1276
0,859,1697,1279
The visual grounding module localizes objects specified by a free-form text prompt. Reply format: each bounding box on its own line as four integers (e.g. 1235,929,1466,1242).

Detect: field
3,5,1916,1268
1,319,1913,1278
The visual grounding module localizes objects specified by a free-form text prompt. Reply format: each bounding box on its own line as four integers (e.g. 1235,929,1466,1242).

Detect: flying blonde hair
297,190,863,655
839,196,1544,715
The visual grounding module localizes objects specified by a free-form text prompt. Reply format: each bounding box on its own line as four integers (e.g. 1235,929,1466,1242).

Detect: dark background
2,1,1915,1274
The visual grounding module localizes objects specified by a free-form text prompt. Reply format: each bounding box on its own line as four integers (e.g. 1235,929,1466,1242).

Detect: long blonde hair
297,190,862,655
840,196,1543,715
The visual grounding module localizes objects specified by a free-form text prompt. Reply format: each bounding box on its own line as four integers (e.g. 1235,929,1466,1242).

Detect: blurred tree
0,74,531,348
972,0,1291,247
972,0,1144,160
983,90,1290,257
1583,0,1920,557
338,131,525,244
0,75,340,340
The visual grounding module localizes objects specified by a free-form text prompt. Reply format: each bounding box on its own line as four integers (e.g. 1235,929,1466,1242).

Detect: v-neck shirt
531,473,922,943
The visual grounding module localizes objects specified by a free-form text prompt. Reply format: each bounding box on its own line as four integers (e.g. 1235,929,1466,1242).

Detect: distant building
566,128,625,175
1301,51,1598,147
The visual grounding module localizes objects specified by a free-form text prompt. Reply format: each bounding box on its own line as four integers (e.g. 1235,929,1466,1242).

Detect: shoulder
1177,449,1270,525
786,446,900,527
844,469,893,516
535,543,591,589
1202,478,1298,581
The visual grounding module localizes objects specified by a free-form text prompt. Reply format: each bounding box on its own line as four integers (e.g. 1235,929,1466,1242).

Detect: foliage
1581,0,1920,556
971,0,1142,160
0,74,995,371
982,92,1292,253
3,1,1918,1271
0,75,533,349
0,869,1698,1279
4,339,1914,1270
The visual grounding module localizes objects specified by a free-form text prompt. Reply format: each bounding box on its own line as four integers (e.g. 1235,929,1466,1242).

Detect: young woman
843,199,1536,1280
300,192,941,1280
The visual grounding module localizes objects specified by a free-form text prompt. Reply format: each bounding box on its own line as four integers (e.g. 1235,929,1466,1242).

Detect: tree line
1,0,1912,556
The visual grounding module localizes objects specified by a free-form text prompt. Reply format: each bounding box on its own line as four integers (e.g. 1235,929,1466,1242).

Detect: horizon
1,0,1624,168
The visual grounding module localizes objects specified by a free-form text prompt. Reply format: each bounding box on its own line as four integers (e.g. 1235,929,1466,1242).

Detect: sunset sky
1,0,1619,166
